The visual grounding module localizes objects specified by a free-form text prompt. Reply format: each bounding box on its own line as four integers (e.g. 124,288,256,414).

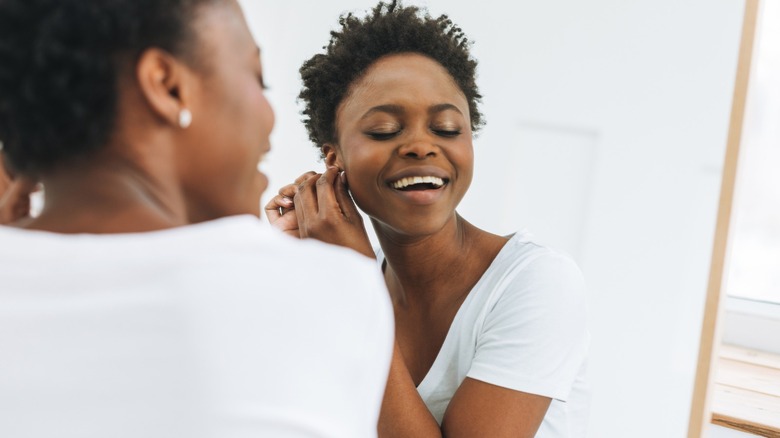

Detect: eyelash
366,129,461,141
367,132,398,141
434,129,461,138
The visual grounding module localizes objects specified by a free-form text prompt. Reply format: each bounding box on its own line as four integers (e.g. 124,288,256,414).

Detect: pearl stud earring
178,109,192,129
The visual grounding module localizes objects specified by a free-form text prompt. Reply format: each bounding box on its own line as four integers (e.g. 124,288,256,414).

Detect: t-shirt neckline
376,232,524,393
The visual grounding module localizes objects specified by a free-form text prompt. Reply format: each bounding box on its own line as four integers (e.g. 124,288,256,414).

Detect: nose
397,138,438,159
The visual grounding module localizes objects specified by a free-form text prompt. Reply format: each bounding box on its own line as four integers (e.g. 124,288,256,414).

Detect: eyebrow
429,103,463,116
360,103,464,120
360,104,403,120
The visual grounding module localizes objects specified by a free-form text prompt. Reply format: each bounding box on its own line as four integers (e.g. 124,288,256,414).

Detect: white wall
240,1,745,436
710,424,758,438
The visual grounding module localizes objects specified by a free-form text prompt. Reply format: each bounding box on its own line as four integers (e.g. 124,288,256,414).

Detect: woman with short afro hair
266,1,591,437
298,1,484,156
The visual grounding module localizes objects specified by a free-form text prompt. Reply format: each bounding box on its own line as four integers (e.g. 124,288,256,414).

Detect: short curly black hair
0,0,220,177
299,0,484,154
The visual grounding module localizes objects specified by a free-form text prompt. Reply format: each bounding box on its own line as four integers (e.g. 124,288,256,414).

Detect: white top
0,215,394,438
378,231,590,437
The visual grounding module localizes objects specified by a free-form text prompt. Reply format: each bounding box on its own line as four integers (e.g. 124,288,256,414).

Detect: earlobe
322,144,343,170
136,48,192,127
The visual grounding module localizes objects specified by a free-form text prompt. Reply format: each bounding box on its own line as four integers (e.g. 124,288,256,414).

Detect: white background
240,1,746,436
725,0,780,304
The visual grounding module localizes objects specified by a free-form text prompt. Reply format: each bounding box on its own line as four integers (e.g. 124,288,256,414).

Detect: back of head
0,0,213,177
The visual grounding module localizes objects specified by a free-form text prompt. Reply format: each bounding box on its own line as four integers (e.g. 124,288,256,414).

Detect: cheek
340,139,373,177
454,142,474,183
348,180,381,219
196,84,263,178
226,84,272,165
340,143,384,209
343,160,375,206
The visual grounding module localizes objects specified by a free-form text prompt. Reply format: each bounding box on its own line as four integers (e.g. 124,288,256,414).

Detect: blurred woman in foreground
0,1,392,437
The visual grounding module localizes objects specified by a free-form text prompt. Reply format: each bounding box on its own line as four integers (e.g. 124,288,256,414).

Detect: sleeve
466,251,589,402
346,255,395,430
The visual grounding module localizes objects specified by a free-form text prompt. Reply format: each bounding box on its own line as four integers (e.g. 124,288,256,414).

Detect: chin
224,175,266,219
254,171,269,198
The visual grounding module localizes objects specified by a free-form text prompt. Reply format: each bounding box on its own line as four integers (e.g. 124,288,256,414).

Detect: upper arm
442,377,551,437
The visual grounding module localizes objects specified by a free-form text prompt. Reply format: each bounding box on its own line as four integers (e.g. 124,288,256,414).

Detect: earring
178,108,192,129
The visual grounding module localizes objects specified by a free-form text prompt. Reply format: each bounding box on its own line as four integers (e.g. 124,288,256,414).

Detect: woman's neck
25,153,187,234
375,214,505,308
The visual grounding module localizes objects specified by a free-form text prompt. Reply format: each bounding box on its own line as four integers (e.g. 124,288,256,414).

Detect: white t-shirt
0,215,394,438
378,231,590,437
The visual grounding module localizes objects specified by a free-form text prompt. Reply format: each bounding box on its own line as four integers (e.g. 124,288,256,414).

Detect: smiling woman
328,53,476,237
265,2,590,437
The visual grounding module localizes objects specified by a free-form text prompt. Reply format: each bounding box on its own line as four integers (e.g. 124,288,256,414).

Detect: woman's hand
0,155,36,225
264,171,317,237
293,167,375,259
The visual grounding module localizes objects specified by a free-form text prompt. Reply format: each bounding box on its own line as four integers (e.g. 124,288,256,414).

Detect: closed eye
366,131,400,140
433,129,461,138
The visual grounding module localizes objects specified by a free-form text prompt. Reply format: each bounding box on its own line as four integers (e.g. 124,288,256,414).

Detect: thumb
0,179,33,224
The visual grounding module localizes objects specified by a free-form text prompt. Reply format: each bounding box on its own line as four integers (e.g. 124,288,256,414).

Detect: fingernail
282,196,292,204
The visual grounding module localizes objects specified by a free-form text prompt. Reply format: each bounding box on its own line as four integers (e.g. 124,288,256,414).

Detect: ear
135,48,194,127
322,143,344,169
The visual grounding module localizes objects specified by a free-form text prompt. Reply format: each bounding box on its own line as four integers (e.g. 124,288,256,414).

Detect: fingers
294,171,317,185
293,172,321,237
263,193,293,223
315,167,341,217
263,171,315,224
334,171,362,221
286,168,373,258
262,171,319,237
277,183,297,200
0,179,34,224
0,155,14,195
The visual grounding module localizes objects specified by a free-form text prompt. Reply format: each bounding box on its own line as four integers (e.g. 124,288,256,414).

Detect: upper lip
385,166,451,186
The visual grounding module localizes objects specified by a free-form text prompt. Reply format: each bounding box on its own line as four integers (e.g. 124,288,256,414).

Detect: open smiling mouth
390,176,448,191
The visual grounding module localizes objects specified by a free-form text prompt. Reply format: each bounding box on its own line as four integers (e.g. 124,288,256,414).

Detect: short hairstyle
299,0,484,154
0,0,219,176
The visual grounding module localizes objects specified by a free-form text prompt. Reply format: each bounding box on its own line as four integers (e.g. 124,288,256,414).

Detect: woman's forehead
341,54,468,116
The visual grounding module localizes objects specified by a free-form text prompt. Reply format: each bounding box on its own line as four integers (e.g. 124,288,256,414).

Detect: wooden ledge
711,344,780,437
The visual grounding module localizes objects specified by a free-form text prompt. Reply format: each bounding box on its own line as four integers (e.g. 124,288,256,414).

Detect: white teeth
391,176,445,189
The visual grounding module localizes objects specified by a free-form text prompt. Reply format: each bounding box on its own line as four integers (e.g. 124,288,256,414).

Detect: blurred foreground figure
0,1,393,437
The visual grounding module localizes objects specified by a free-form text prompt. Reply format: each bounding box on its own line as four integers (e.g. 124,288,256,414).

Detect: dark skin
267,53,551,437
4,0,273,233
0,154,37,225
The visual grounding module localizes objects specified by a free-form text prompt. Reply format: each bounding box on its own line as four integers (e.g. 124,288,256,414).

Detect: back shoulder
489,234,587,305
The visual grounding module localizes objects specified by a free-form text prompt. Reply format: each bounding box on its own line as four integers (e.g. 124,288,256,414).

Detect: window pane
726,0,780,304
